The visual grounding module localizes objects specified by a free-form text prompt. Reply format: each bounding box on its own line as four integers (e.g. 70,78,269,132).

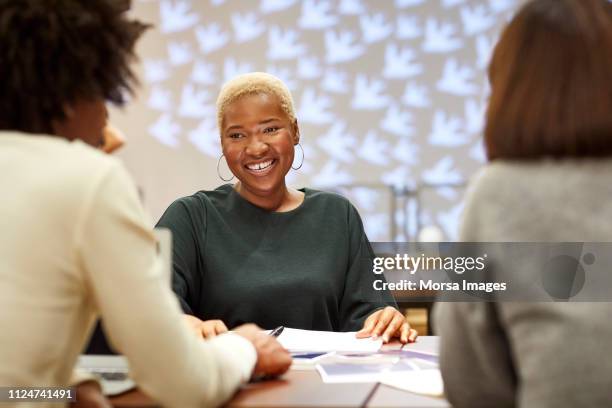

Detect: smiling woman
221,92,303,212
156,72,418,343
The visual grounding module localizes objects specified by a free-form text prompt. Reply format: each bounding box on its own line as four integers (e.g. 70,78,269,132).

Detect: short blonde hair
216,72,297,133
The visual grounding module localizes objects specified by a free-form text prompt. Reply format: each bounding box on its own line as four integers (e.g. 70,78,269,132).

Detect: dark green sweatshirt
156,184,395,331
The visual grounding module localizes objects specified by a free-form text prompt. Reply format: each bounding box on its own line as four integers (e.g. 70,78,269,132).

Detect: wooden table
111,336,449,407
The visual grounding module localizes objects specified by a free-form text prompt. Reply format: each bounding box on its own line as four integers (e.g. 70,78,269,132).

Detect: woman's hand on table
356,306,418,344
183,314,228,339
234,324,292,378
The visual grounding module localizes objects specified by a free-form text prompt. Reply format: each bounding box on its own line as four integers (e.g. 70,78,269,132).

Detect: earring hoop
217,154,234,182
292,143,304,170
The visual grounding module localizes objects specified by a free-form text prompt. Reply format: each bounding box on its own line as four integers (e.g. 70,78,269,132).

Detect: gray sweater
434,160,612,408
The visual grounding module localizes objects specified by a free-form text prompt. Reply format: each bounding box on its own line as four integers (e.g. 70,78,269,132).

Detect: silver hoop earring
292,143,304,170
217,154,234,182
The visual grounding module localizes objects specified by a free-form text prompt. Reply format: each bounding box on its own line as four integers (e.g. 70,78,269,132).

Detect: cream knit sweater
0,132,256,408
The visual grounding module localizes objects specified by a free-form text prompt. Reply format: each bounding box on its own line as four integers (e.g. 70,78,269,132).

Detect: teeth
247,160,273,171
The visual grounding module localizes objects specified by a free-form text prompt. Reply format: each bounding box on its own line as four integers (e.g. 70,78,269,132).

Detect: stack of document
273,328,444,397
316,357,436,383
380,369,444,398
290,352,334,370
275,328,382,353
314,348,444,397
77,355,135,396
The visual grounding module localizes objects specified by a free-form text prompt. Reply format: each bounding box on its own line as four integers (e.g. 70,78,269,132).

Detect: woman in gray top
435,0,612,407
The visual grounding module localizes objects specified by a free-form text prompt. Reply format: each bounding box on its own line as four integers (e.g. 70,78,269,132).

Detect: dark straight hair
484,0,612,161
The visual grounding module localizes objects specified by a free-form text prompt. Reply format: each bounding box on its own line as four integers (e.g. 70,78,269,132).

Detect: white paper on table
275,328,382,353
290,351,335,371
380,369,445,398
316,359,418,383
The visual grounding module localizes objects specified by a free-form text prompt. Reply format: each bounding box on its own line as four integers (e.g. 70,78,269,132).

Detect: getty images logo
541,251,595,300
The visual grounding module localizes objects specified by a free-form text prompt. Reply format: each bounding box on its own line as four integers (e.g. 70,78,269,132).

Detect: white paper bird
395,0,425,8
357,131,389,166
381,166,412,189
143,60,170,83
402,82,431,108
441,0,466,8
464,99,485,135
147,86,172,111
298,88,334,124
422,18,463,53
168,42,193,66
178,85,214,118
428,110,470,147
383,44,422,79
299,0,338,29
460,4,495,36
380,105,415,137
436,58,477,96
436,186,459,201
260,0,298,14
317,122,356,162
160,1,199,33
232,12,265,43
396,15,422,40
469,141,487,163
422,156,463,184
195,23,229,54
321,68,350,93
223,58,254,82
149,113,181,147
325,30,365,63
312,160,354,187
188,118,220,158
488,0,516,13
297,56,323,79
338,0,365,15
267,27,307,60
475,34,495,69
360,13,393,44
392,139,420,164
265,65,298,90
191,60,217,85
351,75,389,110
